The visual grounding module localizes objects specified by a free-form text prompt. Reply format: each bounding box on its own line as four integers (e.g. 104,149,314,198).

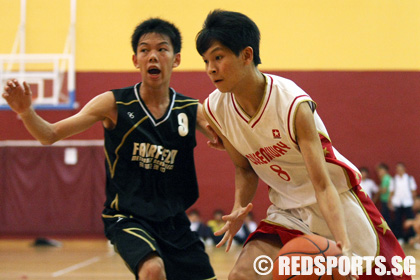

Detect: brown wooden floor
0,238,240,280
0,238,419,279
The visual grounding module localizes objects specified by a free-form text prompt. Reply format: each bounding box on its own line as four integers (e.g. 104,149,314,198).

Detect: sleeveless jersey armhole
288,98,317,146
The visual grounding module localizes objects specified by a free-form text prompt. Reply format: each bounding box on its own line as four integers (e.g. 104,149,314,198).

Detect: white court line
51,256,101,278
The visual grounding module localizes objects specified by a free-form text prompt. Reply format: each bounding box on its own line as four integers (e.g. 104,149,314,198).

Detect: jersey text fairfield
132,142,178,164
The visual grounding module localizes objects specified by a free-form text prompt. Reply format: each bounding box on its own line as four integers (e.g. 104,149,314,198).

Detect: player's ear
173,53,181,68
132,54,140,69
242,46,254,65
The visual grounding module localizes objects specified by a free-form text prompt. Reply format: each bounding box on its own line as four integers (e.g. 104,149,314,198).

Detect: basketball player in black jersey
3,18,219,280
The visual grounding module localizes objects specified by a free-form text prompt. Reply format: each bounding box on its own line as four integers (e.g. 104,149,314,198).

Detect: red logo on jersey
272,129,281,139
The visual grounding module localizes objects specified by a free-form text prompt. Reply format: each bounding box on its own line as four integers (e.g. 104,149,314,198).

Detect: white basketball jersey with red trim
204,74,361,209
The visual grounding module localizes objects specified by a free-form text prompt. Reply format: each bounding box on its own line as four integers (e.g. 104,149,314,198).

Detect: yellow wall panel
1,0,419,70
1,1,21,53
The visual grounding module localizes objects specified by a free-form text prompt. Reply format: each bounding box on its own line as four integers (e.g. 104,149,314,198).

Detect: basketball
273,235,346,280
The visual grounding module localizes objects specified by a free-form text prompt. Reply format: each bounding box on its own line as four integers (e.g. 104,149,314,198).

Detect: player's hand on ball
336,242,359,280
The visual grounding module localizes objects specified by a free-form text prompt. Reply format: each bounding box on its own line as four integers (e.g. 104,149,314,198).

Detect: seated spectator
403,196,420,249
360,167,379,203
207,209,225,245
187,209,213,245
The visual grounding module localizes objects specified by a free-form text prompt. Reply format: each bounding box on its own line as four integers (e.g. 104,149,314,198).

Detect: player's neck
139,82,171,119
232,69,266,118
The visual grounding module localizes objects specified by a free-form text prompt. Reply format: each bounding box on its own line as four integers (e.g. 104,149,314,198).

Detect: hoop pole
20,0,26,55
68,0,76,97
18,0,27,79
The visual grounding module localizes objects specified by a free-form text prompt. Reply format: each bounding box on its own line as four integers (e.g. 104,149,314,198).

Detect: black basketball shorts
103,212,216,280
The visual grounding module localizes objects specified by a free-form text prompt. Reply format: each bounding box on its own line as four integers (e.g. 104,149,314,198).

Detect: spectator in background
389,162,418,244
188,209,213,245
359,167,379,203
234,212,257,245
207,209,225,245
376,163,392,224
403,197,420,249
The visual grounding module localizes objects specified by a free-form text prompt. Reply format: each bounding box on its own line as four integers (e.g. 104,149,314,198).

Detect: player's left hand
206,124,225,151
2,79,33,114
214,203,253,252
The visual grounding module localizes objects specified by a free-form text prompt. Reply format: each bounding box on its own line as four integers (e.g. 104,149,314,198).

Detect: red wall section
0,146,105,236
1,71,419,235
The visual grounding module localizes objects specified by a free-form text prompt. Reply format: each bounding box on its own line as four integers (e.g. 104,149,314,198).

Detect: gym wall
1,0,419,235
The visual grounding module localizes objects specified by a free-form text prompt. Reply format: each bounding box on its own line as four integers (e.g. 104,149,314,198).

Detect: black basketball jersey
103,83,199,222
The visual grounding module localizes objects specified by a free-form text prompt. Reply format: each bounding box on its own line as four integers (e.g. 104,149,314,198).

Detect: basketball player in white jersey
196,10,410,280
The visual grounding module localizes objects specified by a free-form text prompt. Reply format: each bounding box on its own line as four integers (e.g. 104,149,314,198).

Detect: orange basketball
273,235,346,280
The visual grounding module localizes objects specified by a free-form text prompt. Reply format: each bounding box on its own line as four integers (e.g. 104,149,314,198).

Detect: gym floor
0,238,419,279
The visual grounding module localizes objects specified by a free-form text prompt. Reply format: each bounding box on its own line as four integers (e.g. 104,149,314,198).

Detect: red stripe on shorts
244,220,305,246
352,185,411,279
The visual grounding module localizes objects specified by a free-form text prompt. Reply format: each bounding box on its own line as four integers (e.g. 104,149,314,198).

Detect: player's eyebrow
138,41,170,47
203,46,225,59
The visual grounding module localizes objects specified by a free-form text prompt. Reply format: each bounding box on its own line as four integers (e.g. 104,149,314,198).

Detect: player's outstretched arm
202,105,258,251
2,79,116,145
296,103,357,280
216,144,257,252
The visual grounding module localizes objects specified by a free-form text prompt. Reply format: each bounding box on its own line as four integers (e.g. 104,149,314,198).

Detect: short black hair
188,209,200,216
377,163,389,171
359,167,370,174
213,209,224,216
131,18,181,54
196,10,261,65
